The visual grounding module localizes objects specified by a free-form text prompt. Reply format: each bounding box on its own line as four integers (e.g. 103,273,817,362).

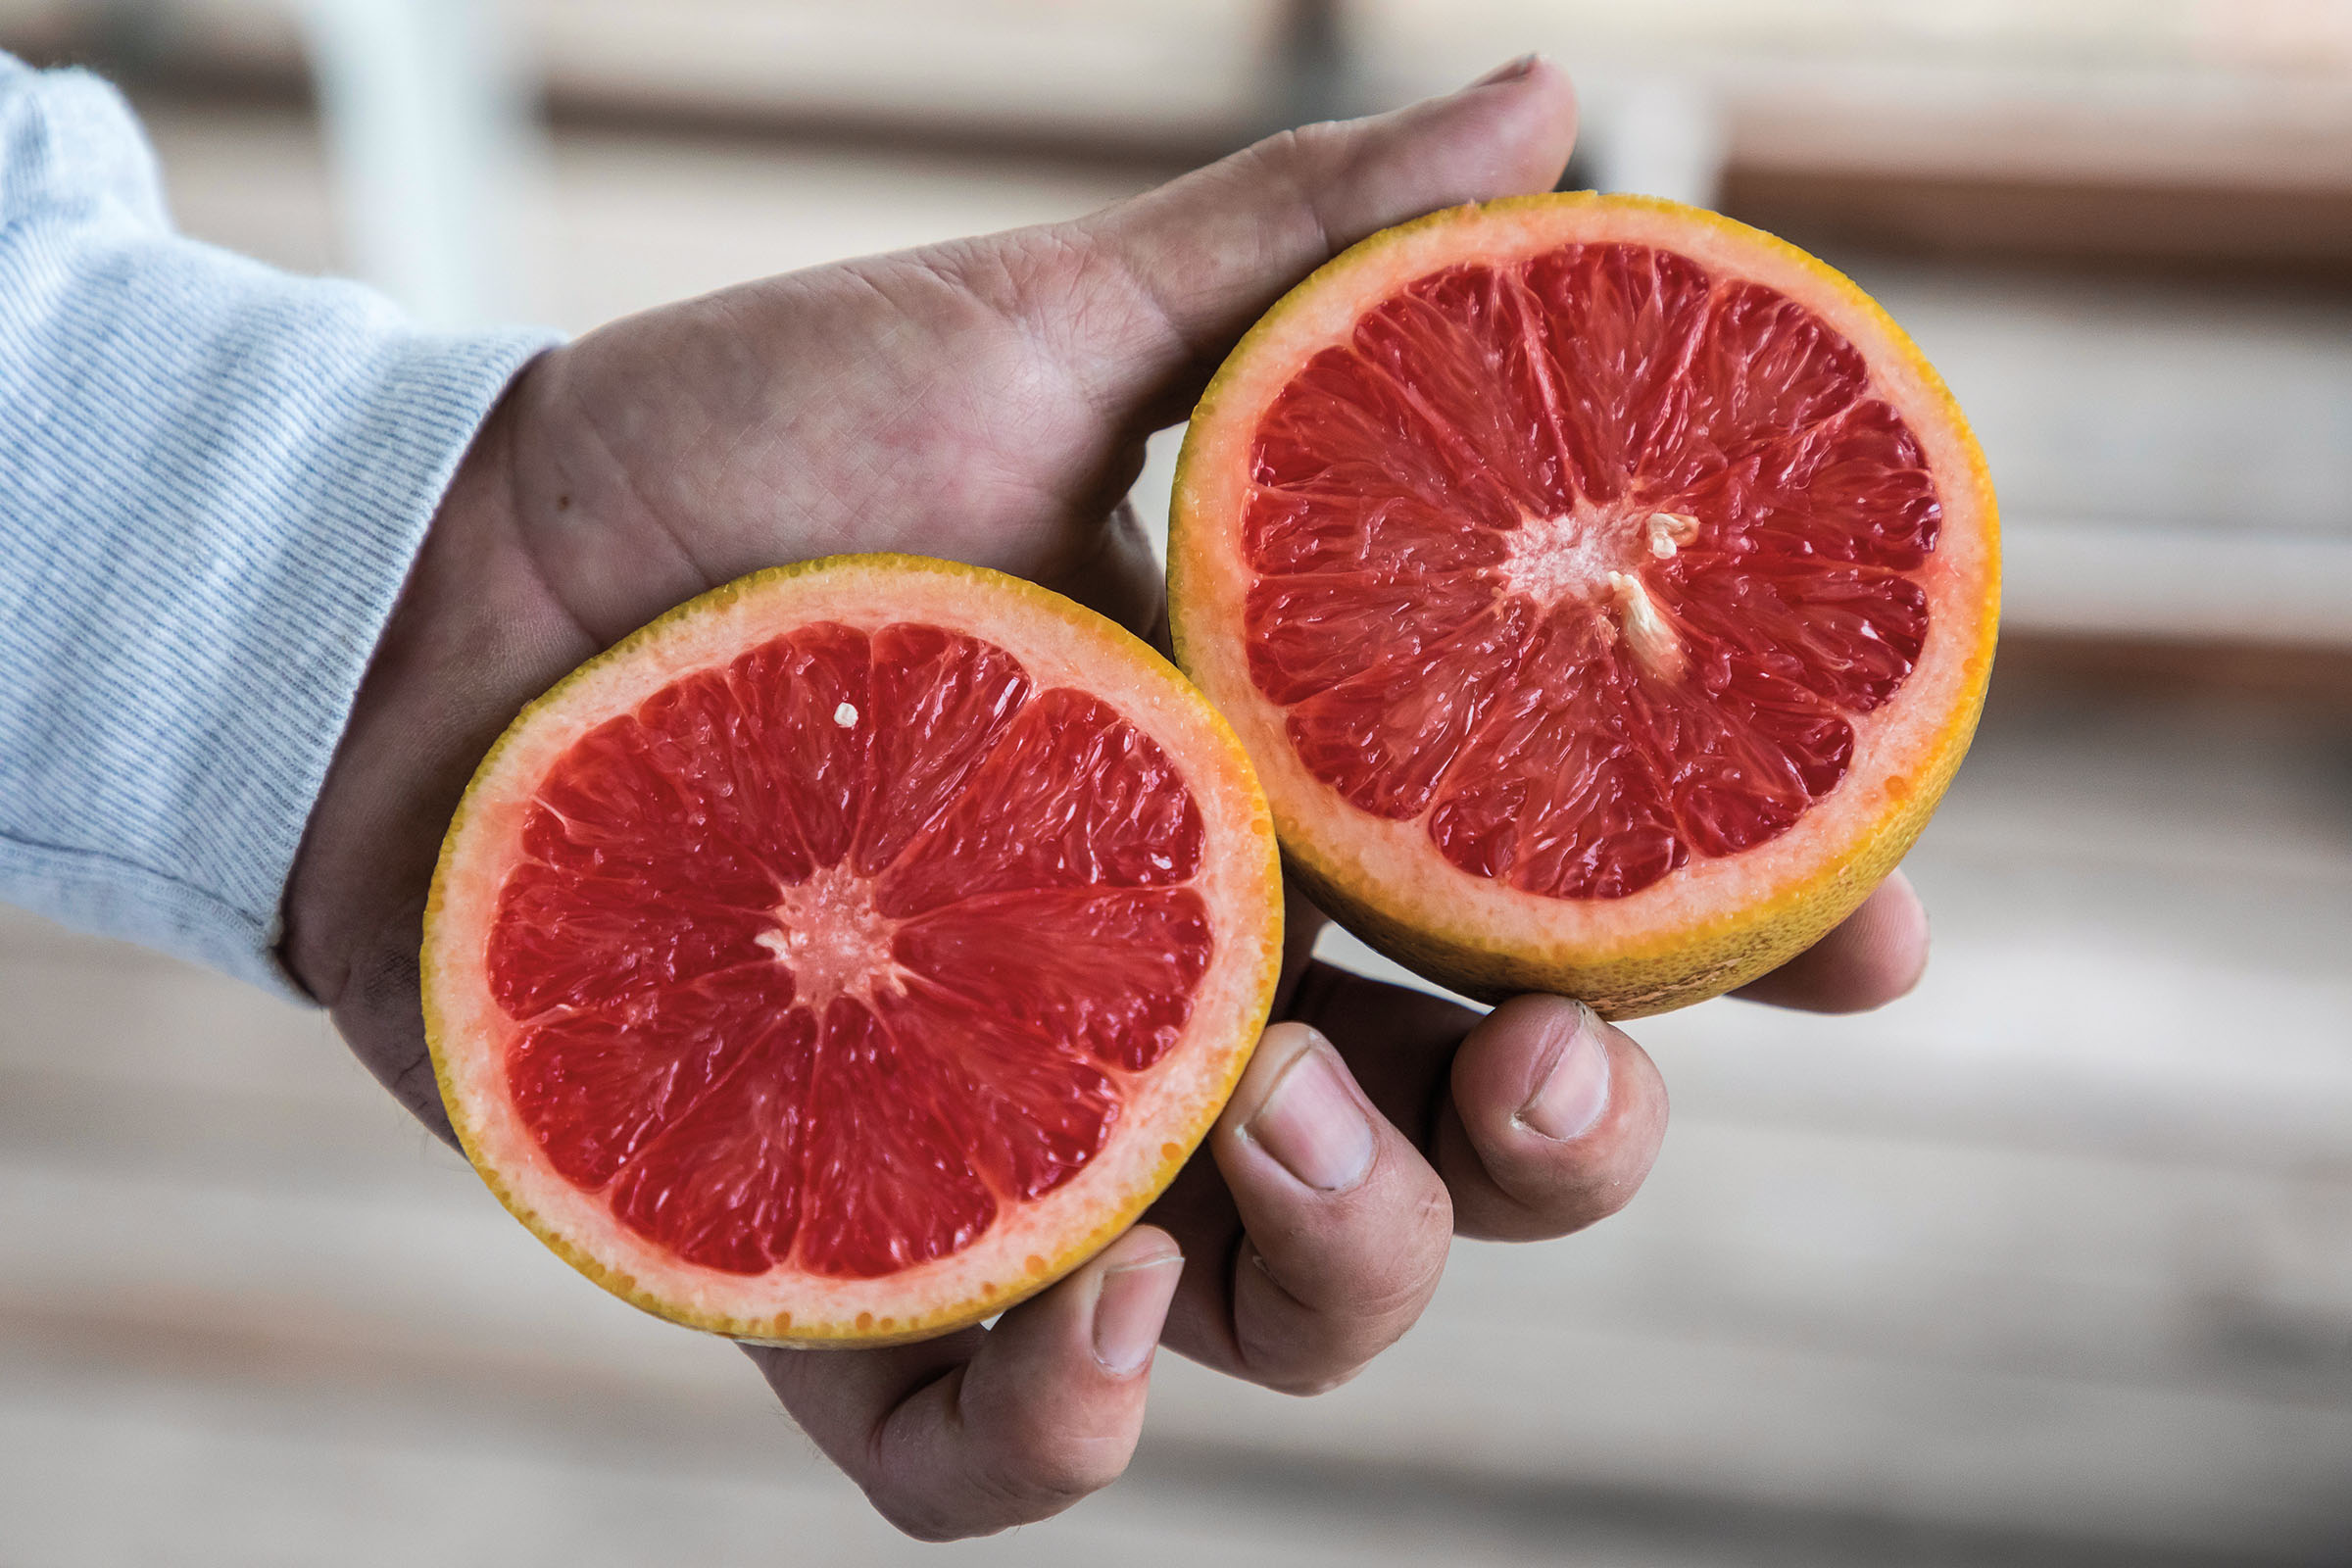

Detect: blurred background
2,1,2350,1563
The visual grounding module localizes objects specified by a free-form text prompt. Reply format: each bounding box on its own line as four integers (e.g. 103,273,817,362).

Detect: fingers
747,1226,1182,1542
1169,968,1672,1393
1735,870,1931,1013
1048,495,1166,638
1069,55,1577,416
1434,995,1670,1243
1202,1022,1453,1394
1284,964,1668,1245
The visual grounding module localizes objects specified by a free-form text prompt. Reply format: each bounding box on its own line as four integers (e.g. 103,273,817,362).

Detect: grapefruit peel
1169,194,1997,1016
424,555,1283,1346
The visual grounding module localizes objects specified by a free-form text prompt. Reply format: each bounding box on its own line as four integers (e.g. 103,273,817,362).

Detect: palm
284,61,1928,1543
500,238,1178,651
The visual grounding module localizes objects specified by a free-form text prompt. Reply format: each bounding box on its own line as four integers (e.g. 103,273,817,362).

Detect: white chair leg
1580,74,1726,210
298,0,537,327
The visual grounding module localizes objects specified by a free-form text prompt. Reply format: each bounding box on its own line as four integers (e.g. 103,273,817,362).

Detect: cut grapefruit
1169,194,1997,1016
423,555,1282,1345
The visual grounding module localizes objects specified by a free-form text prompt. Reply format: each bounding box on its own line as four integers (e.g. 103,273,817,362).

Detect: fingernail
1469,53,1543,88
1516,1003,1612,1142
1245,1039,1375,1192
1093,1252,1181,1378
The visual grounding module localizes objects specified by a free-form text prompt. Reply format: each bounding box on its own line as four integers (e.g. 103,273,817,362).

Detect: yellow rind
423,553,1283,1347
1283,688,1975,1019
1170,193,1999,1018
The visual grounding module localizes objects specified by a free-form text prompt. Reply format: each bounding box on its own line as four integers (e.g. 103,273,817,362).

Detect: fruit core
1242,242,1941,902
483,620,1216,1280
756,864,899,1011
1497,504,1703,677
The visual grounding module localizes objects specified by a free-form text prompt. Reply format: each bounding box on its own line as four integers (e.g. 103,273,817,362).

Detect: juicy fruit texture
1250,245,1929,899
491,634,1208,1280
426,557,1281,1344
1171,194,1997,1015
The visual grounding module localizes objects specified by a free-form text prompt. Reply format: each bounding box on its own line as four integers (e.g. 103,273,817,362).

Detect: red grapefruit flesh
1170,194,1997,1015
425,556,1282,1344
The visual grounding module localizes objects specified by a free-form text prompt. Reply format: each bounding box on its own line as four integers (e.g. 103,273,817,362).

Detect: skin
281,56,1932,1542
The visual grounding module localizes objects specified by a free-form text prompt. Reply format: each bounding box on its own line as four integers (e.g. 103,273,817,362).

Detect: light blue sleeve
0,55,561,999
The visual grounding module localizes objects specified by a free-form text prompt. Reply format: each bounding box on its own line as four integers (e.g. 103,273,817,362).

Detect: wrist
280,354,575,1017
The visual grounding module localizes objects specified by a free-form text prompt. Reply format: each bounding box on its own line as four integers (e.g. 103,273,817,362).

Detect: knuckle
1575,1169,1644,1225
975,1398,1132,1516
1512,1170,1641,1241
864,1486,971,1544
1238,1272,1438,1397
978,1441,1123,1521
1263,118,1348,169
1240,1175,1452,1357
1408,1174,1457,1251
862,1442,1120,1544
1266,1359,1369,1398
1231,1301,1379,1397
1244,125,1308,173
1235,1316,1368,1397
1339,1203,1451,1324
1220,126,1344,258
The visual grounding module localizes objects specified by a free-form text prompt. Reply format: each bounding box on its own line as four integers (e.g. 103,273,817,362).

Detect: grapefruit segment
607,1001,821,1277
1244,569,1494,706
869,983,1121,1201
1172,193,1997,1015
717,621,871,869
873,686,1204,915
791,996,1001,1281
1285,600,1533,821
506,963,790,1192
893,887,1213,1072
852,623,1029,876
426,556,1281,1343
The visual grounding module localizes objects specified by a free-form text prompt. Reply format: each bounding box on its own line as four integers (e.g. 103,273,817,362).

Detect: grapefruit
1169,194,1997,1016
423,555,1282,1345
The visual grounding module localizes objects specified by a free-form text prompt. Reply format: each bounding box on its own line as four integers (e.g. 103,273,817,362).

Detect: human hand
282,56,1929,1540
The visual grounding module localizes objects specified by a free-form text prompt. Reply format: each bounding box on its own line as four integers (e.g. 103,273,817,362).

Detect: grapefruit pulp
1170,194,1997,1016
424,556,1282,1345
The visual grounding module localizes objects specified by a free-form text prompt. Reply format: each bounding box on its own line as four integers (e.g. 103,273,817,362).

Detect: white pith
1498,507,1616,603
1499,503,1699,679
1604,569,1685,678
754,863,901,1013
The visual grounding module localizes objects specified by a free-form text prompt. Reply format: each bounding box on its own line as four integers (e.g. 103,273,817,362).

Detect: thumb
1068,55,1577,418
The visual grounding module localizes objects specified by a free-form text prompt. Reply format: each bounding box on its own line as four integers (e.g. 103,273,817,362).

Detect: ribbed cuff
0,53,574,1000
0,319,558,1001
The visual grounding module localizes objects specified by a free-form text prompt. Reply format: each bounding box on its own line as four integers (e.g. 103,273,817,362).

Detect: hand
283,56,1929,1541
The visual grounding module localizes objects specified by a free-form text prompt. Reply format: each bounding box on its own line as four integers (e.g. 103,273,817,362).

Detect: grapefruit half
424,556,1282,1345
1170,194,1997,1016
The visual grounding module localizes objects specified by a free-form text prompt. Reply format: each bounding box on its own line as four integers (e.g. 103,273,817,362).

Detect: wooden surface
6,658,2350,1566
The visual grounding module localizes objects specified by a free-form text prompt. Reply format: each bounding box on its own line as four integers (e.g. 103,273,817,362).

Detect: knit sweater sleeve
0,55,558,997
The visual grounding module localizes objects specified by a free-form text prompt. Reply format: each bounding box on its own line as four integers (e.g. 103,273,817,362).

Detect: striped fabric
0,56,558,999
